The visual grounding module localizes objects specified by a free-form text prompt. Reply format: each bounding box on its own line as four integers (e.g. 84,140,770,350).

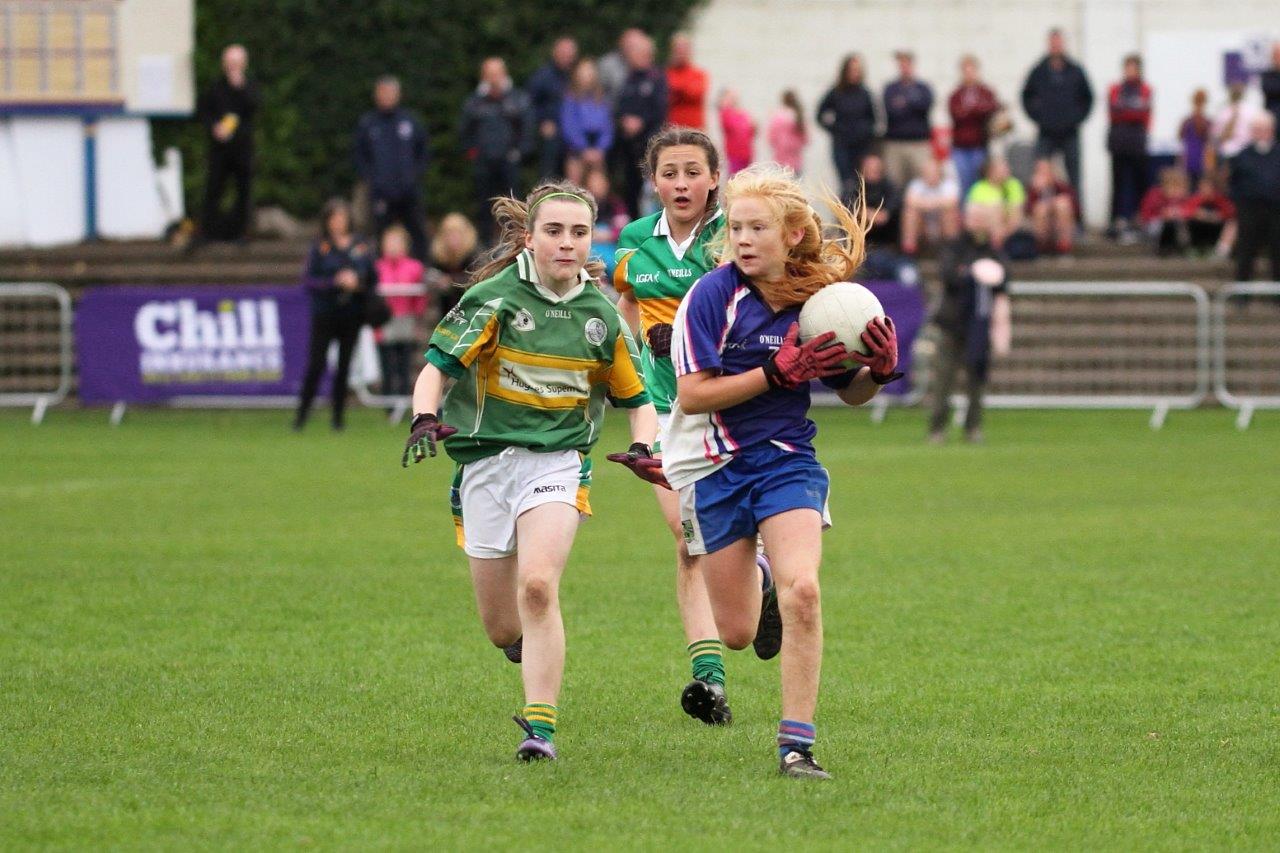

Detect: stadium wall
688,0,1279,226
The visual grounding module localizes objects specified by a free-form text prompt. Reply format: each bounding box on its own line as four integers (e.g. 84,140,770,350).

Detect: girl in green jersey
404,181,663,762
613,129,776,726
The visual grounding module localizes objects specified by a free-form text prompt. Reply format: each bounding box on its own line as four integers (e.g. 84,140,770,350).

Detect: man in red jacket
1107,54,1153,240
948,55,1000,199
666,33,708,130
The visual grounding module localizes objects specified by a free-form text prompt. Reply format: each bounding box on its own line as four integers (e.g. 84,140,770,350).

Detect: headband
528,191,592,216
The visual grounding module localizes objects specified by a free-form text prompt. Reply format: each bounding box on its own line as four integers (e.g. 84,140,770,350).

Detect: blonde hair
430,212,478,269
470,181,604,285
717,163,871,308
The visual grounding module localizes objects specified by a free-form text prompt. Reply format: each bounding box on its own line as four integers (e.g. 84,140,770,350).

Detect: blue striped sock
777,719,816,758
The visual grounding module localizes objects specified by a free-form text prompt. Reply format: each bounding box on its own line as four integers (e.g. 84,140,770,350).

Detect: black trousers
202,145,253,240
929,331,986,434
1234,200,1280,282
378,341,415,397
475,157,520,243
612,133,649,219
372,192,429,261
295,307,362,425
1036,133,1082,218
831,140,871,204
1109,152,1148,223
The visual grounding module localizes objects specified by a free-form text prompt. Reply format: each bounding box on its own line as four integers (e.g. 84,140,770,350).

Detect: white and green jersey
426,250,650,465
613,209,724,413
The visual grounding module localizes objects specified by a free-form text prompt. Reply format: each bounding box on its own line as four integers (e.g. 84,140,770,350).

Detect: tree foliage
154,0,707,222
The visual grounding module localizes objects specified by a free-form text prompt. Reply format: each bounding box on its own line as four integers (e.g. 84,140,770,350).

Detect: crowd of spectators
193,27,1280,407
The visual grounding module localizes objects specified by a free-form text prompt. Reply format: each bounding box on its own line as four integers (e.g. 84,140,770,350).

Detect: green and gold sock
523,703,557,741
688,639,726,687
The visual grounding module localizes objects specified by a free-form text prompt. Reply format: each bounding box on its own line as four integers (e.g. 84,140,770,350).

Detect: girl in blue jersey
664,164,902,779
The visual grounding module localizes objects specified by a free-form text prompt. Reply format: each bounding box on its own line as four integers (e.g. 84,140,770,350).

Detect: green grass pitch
2,407,1278,849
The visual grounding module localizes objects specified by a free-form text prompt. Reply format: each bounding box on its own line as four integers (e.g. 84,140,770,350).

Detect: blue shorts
678,442,831,556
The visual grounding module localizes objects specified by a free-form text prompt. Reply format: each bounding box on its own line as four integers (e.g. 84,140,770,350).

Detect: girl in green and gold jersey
403,181,663,762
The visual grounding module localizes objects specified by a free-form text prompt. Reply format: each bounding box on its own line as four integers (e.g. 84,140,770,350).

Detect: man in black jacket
1021,29,1093,214
461,57,534,242
1229,112,1280,283
354,75,430,260
197,44,259,243
526,37,577,180
613,34,667,218
1261,42,1280,129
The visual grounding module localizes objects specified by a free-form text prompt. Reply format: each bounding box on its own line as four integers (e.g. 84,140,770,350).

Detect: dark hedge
153,0,706,223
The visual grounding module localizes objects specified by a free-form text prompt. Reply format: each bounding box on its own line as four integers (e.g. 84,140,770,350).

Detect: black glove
646,323,674,359
401,413,458,467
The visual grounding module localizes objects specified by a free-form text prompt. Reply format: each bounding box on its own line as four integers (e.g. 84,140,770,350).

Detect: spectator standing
928,227,1012,445
718,89,756,175
424,213,479,323
767,90,808,174
1106,55,1153,239
614,34,668,217
1211,80,1261,165
526,37,578,180
353,75,429,260
964,157,1026,250
1021,28,1094,210
861,153,901,247
1262,43,1280,128
817,54,877,203
948,55,999,199
1179,89,1212,183
900,157,960,256
1228,112,1280,282
599,28,645,107
374,224,426,398
666,33,708,129
461,57,534,242
882,50,935,187
196,44,259,244
1026,158,1078,255
560,58,613,185
294,198,375,433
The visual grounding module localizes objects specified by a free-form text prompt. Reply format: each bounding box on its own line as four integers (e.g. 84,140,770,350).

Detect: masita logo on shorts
532,484,567,494
511,308,535,331
584,317,607,345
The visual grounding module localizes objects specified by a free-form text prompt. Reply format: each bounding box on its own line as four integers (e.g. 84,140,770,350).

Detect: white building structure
688,0,1277,226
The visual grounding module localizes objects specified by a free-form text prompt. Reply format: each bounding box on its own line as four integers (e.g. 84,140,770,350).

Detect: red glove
851,317,903,385
606,442,671,490
761,323,850,390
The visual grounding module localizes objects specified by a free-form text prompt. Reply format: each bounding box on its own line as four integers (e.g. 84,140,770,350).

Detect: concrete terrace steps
0,237,1236,290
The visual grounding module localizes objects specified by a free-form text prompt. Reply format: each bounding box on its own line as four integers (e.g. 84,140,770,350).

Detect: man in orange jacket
666,33,708,130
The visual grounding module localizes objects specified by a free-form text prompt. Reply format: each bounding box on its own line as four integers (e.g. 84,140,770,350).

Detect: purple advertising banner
76,285,312,404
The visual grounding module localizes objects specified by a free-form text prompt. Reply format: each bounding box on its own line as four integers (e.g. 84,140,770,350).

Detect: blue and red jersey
662,263,852,490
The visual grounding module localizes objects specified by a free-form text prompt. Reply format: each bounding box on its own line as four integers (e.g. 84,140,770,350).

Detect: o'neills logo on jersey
668,268,692,278
133,298,284,382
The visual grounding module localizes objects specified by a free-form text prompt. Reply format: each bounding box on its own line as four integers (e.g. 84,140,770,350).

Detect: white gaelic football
798,281,886,358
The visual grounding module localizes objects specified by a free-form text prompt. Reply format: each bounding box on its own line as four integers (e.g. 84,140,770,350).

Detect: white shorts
654,412,672,455
450,447,590,559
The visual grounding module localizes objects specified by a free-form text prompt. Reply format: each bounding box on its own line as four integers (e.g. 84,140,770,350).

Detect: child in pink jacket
767,90,807,174
718,89,756,175
375,224,426,396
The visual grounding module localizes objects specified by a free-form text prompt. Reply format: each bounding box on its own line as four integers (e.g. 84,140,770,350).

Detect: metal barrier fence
979,282,1211,429
1212,282,1280,430
0,283,73,424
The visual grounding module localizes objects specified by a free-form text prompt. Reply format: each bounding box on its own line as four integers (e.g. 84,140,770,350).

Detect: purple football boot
513,716,556,762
